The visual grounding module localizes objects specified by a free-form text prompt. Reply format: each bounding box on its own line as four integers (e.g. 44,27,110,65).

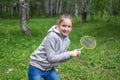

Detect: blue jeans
28,65,60,80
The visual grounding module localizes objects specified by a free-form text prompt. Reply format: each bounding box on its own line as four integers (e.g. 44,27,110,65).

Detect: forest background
0,0,120,80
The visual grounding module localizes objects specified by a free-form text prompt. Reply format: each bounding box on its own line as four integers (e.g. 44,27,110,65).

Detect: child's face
58,18,72,36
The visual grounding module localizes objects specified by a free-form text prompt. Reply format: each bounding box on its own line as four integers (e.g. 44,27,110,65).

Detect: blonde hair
57,14,73,26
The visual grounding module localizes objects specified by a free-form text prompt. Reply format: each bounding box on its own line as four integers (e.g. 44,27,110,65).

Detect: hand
69,49,81,57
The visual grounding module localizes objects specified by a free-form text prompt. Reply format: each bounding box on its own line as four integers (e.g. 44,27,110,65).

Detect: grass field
0,17,120,80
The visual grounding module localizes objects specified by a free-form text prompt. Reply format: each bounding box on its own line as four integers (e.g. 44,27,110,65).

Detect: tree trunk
19,0,31,35
0,0,2,16
56,0,59,14
26,2,30,20
109,0,113,21
50,0,54,16
66,0,71,14
45,0,49,16
75,0,78,19
89,0,94,21
10,0,14,17
36,0,41,16
81,0,87,23
59,0,62,14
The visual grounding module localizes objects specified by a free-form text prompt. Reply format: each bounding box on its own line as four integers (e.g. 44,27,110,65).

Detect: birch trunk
19,0,31,35
36,0,41,16
56,0,59,13
50,0,54,16
59,0,62,14
26,2,30,19
66,0,71,13
75,0,78,18
109,0,113,21
45,0,49,16
10,5,13,17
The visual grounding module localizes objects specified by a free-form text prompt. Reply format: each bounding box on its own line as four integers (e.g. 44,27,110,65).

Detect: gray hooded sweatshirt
30,25,71,71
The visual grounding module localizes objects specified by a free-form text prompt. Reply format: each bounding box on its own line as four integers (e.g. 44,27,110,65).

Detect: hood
48,25,60,34
48,25,67,38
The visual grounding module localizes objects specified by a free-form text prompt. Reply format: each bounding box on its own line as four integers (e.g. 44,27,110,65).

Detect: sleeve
45,34,71,63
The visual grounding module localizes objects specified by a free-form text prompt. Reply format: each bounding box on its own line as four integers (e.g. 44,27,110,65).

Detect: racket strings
80,36,96,49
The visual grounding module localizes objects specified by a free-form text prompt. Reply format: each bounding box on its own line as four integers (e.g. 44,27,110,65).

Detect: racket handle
80,46,84,50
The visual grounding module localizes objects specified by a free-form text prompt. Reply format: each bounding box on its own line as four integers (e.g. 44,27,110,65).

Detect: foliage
0,0,120,18
0,17,120,80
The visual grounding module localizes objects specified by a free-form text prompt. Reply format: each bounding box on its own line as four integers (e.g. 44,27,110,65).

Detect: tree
81,0,87,22
0,0,119,22
0,0,2,16
35,0,41,16
59,0,62,14
75,0,78,18
19,0,31,35
109,0,113,21
45,0,49,16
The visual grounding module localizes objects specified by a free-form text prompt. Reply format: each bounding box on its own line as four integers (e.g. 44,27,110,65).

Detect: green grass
0,17,120,80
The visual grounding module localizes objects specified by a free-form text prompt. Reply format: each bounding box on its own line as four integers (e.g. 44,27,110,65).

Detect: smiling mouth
63,31,69,34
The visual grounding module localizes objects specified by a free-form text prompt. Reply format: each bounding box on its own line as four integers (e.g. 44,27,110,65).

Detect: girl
28,14,81,80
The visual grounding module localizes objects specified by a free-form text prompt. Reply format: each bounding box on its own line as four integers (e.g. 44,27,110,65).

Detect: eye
68,26,71,28
62,25,66,27
62,25,71,28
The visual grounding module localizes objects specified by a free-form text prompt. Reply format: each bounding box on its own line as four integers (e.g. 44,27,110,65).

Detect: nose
64,26,69,30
